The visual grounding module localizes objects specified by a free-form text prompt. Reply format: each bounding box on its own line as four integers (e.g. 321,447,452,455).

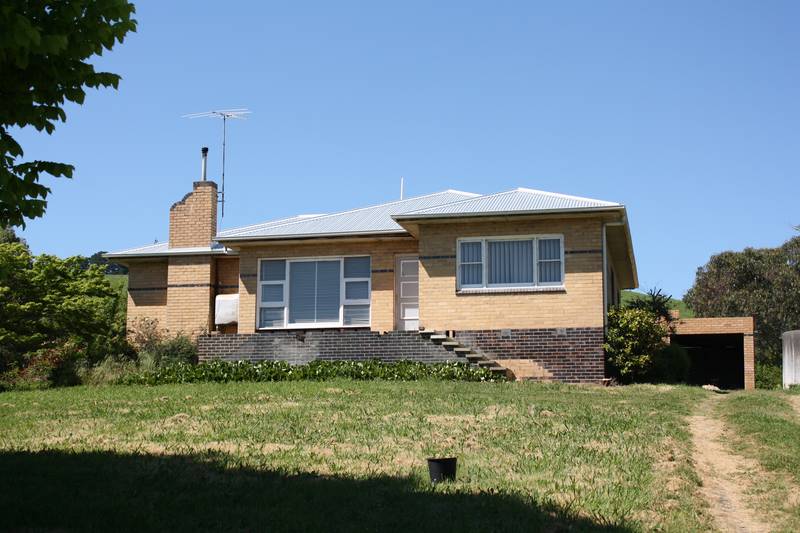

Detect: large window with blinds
456,235,564,290
258,256,371,329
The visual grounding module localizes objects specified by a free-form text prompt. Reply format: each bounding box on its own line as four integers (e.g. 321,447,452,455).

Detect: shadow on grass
0,450,633,532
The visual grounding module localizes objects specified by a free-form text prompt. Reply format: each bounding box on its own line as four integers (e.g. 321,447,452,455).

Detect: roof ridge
217,189,478,238
217,214,324,236
398,189,516,215
513,187,620,206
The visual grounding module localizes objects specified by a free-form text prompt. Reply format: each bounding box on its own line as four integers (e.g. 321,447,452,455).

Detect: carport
670,316,755,390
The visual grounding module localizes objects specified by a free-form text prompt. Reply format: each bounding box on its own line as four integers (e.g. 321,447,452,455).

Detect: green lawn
0,381,711,532
717,391,800,531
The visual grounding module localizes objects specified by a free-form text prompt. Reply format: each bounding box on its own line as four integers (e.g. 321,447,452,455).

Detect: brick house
108,162,642,384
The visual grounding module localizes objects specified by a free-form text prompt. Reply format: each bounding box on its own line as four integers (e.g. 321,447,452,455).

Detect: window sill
456,286,565,295
257,323,370,331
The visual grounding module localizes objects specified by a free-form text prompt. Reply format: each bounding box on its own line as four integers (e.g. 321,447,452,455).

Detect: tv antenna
182,108,251,218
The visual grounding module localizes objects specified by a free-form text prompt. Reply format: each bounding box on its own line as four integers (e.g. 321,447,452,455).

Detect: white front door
396,256,419,331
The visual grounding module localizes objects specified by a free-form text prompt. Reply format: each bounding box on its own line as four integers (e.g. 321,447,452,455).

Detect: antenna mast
182,108,251,218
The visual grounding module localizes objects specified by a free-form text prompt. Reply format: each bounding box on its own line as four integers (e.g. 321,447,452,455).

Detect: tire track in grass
688,395,770,533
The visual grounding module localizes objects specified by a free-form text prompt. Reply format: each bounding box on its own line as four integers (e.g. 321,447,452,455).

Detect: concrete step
477,360,499,368
429,334,449,342
454,347,472,354
418,330,435,338
441,341,459,349
466,354,484,362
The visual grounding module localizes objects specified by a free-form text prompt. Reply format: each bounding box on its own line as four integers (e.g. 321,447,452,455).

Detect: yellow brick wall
215,258,240,295
237,239,419,332
166,255,214,336
126,261,168,330
417,217,606,330
169,181,218,248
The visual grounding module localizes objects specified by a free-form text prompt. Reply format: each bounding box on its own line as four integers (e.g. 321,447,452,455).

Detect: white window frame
457,239,485,289
456,234,565,291
258,260,287,328
257,255,371,330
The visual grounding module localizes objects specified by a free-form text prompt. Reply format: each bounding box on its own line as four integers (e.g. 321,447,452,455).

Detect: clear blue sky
16,0,799,298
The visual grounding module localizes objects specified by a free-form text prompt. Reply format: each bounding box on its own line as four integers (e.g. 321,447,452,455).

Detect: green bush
0,242,132,388
647,342,690,384
604,307,669,383
117,359,504,386
128,318,197,365
755,363,782,390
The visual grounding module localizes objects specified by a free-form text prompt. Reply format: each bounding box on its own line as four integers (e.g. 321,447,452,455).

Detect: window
459,241,483,287
343,257,370,326
258,256,371,329
457,236,563,290
259,260,286,327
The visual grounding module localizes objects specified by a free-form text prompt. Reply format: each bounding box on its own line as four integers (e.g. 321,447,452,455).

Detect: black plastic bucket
427,457,457,483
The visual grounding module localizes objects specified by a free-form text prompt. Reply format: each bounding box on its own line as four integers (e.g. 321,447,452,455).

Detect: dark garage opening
671,333,745,389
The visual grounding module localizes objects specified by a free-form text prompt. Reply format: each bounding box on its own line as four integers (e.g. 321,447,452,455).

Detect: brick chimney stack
169,148,218,248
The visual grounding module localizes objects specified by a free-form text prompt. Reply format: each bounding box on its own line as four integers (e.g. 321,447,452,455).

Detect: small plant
755,363,782,390
128,318,197,365
117,359,504,386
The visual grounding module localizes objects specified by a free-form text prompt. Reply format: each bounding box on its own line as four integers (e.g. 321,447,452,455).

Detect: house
108,150,641,383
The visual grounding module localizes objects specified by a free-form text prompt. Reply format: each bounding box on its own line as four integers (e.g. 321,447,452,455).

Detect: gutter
215,229,411,244
391,205,625,222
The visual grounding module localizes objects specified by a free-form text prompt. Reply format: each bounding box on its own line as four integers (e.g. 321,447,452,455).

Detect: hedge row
117,359,504,385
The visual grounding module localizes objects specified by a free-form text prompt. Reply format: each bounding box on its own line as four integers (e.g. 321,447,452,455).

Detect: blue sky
15,1,799,298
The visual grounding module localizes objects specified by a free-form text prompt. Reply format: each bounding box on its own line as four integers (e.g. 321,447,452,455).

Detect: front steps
420,330,510,379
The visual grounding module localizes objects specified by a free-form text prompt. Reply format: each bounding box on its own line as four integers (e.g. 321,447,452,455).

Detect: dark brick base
197,329,457,365
453,328,605,383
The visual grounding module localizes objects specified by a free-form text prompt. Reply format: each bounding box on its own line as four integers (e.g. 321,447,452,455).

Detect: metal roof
105,241,233,259
393,188,622,219
108,187,627,258
215,190,479,241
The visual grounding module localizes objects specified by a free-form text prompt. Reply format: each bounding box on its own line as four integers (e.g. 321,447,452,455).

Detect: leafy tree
0,1,137,227
625,287,675,325
0,242,127,378
81,250,128,274
604,307,669,382
684,236,800,365
0,226,25,245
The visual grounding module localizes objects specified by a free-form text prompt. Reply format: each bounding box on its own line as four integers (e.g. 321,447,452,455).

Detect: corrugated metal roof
216,214,324,238
394,188,621,218
108,188,625,257
105,241,232,258
215,190,479,240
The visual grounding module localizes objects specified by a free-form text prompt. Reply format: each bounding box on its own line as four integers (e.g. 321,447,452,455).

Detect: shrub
0,243,129,385
647,342,690,384
128,318,197,365
117,359,504,386
0,340,84,390
755,363,782,390
604,307,669,383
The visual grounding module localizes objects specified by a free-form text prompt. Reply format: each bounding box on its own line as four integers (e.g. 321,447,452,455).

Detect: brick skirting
454,328,605,383
197,327,606,384
197,330,458,365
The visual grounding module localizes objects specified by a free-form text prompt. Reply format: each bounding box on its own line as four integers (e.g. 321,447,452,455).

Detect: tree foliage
604,307,669,382
0,242,128,379
81,250,128,274
0,1,137,227
684,236,800,364
625,287,676,325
